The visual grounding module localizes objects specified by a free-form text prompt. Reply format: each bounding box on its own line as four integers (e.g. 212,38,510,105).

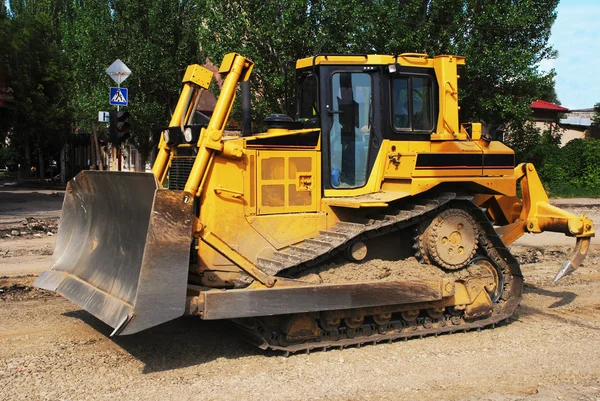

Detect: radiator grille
169,158,194,190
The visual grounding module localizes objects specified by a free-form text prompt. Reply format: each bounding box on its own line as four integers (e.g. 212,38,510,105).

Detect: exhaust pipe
241,80,251,136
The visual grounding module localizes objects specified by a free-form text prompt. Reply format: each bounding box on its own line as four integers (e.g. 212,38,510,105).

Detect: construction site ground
1,187,599,401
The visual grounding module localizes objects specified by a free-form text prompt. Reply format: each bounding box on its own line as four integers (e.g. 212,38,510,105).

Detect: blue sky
540,0,600,109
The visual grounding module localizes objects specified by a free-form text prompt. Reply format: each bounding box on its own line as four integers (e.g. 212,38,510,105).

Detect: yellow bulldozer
35,53,594,354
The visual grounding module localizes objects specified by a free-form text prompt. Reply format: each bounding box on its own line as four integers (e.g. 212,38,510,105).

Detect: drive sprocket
418,208,479,270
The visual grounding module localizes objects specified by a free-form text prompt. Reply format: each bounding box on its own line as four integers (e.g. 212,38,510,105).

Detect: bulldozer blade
34,171,193,336
553,237,591,282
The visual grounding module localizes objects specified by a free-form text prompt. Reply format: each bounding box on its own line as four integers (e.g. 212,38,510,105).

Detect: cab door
320,68,381,190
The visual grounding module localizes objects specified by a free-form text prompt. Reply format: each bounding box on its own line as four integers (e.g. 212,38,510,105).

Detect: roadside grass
0,172,18,180
547,183,600,198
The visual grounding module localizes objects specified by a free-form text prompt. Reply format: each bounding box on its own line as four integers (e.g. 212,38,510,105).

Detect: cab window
392,75,434,132
298,74,317,121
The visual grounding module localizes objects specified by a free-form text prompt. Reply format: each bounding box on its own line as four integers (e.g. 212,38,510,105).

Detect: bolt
457,223,463,230
442,237,448,244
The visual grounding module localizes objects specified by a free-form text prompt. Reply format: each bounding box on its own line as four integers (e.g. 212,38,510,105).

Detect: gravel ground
1,190,600,400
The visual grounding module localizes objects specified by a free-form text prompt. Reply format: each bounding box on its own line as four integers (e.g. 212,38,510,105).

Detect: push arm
183,53,254,198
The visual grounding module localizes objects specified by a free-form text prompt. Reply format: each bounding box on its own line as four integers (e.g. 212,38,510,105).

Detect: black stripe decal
415,153,514,169
483,154,515,169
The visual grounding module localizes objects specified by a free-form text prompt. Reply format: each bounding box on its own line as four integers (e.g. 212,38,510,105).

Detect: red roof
530,100,569,112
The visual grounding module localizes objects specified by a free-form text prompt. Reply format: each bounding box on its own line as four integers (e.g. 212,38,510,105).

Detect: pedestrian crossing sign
109,87,128,106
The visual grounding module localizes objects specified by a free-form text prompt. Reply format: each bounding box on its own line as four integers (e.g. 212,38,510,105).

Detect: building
559,108,598,142
530,100,599,146
530,99,569,144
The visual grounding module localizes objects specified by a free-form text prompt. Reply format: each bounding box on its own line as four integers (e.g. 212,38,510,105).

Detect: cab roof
295,54,465,70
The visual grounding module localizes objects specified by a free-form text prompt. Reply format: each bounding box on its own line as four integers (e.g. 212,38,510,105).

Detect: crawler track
234,193,524,354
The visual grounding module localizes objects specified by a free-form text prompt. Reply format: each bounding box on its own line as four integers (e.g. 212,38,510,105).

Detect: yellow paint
184,54,254,196
322,143,388,197
296,54,465,69
161,53,593,288
182,64,213,88
322,138,517,203
256,149,320,215
322,191,409,208
152,65,215,183
432,56,465,140
245,128,321,144
516,163,594,237
249,213,327,249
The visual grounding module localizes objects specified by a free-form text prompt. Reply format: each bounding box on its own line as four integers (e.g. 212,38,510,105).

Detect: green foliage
593,103,600,124
108,0,203,159
533,138,600,197
456,0,558,126
198,0,558,130
0,8,11,136
2,0,204,167
198,0,316,127
505,122,600,197
575,139,600,193
3,1,73,176
0,146,20,168
60,1,116,133
57,0,203,161
509,123,562,165
0,0,574,191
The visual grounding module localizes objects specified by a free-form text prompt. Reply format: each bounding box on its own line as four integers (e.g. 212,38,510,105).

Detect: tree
60,1,116,134
4,1,73,179
0,4,12,141
455,0,558,129
0,0,562,174
593,103,600,125
198,0,558,133
198,1,319,127
108,0,203,165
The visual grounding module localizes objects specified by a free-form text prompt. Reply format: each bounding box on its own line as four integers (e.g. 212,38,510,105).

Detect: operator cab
295,55,439,190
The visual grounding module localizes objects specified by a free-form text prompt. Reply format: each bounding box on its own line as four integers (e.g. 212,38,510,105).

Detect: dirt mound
0,276,55,302
0,217,59,238
509,246,568,265
297,257,451,284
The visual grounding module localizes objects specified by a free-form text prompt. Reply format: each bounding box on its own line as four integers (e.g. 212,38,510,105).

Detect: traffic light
109,111,130,144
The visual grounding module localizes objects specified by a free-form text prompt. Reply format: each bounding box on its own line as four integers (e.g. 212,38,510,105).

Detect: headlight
163,129,170,144
184,127,193,143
